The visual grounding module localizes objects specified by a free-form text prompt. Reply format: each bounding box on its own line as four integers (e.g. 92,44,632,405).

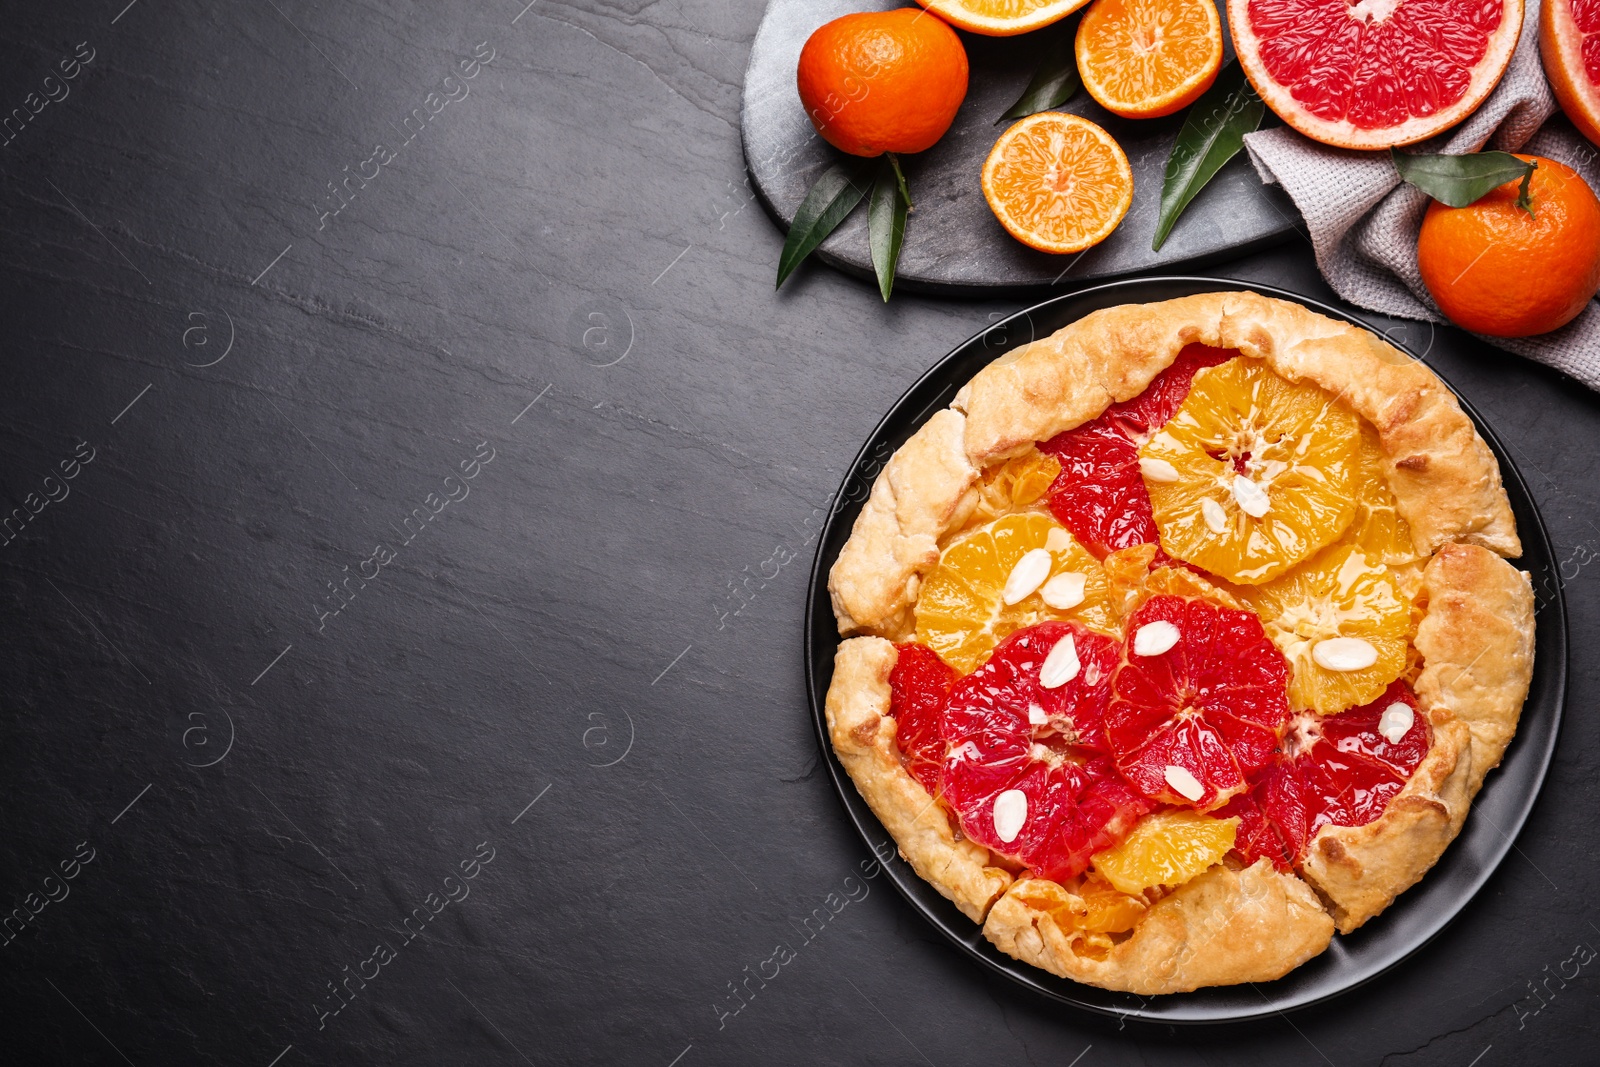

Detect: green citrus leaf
998,22,1079,122
1391,149,1537,214
1154,60,1264,251
869,156,909,302
776,162,871,289
888,152,913,211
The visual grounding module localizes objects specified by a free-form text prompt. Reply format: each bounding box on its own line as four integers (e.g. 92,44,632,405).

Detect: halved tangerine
888,642,958,797
1105,594,1291,811
1237,543,1413,715
1091,807,1239,894
915,512,1116,674
1140,359,1360,585
1229,0,1524,149
1077,0,1224,119
1220,680,1431,868
941,622,1152,881
1041,344,1234,559
982,113,1133,254
915,0,1092,35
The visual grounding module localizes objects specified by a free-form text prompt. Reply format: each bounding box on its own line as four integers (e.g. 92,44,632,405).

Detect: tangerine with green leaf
1417,155,1600,338
797,9,969,158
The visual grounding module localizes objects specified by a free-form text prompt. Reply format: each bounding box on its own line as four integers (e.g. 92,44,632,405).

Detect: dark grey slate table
0,2,1596,1065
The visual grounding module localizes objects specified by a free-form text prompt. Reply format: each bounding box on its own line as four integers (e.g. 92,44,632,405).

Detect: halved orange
1077,0,1223,118
915,0,1092,36
982,113,1133,254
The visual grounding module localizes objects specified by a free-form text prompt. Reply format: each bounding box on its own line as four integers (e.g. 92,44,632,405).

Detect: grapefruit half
1542,0,1600,146
1229,0,1524,149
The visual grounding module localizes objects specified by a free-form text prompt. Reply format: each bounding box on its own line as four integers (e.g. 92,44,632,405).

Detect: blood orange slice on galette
823,292,1534,994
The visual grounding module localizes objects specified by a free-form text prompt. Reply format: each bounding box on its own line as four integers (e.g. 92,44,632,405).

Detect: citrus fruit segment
1417,155,1600,338
914,0,1093,35
1104,544,1245,620
1140,359,1360,585
916,513,1116,674
1091,808,1239,894
1543,0,1600,146
1042,344,1235,558
1220,681,1431,869
888,643,958,796
797,9,970,157
941,623,1152,881
1229,0,1524,149
1235,543,1413,715
982,113,1133,254
1077,0,1224,118
967,449,1063,529
1012,874,1148,960
1106,594,1290,810
1344,423,1419,567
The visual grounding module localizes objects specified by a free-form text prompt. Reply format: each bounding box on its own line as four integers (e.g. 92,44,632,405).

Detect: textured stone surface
744,0,1300,291
0,1,1595,1065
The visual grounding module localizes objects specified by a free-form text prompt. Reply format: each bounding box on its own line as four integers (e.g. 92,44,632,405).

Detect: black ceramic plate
803,276,1567,1023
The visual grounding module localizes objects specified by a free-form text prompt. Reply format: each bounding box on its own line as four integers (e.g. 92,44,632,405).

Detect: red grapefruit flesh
1106,594,1291,811
889,643,958,797
1543,0,1600,146
1041,345,1234,558
940,622,1151,881
1219,680,1432,869
1230,0,1524,149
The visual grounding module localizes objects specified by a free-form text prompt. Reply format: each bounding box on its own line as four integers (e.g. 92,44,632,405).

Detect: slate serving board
742,0,1303,292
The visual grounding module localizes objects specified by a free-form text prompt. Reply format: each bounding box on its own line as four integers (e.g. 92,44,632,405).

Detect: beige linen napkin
1242,0,1600,386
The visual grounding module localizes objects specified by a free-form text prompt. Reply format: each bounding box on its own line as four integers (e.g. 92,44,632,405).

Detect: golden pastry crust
982,863,1335,994
1299,713,1473,933
1414,543,1538,797
828,409,980,639
953,291,1520,558
824,637,1012,922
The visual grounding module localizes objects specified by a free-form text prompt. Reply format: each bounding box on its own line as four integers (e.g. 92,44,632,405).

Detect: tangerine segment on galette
823,292,1534,994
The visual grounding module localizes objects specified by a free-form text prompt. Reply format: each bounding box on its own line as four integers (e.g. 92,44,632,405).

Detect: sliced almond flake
1378,701,1415,744
1045,527,1072,552
1232,474,1270,518
1201,496,1227,533
1312,637,1378,671
1027,702,1048,725
993,789,1028,843
1039,634,1081,689
1164,765,1204,802
1039,571,1087,610
1140,456,1180,483
1003,548,1054,606
1133,620,1181,657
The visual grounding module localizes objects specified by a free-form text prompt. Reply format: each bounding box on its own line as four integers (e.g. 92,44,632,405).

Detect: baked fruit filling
886,345,1435,920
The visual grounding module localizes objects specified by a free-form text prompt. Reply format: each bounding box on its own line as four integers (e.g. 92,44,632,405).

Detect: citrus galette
824,292,1534,994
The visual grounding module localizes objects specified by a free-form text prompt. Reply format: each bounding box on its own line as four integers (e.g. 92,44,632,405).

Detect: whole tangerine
796,9,969,158
1417,155,1600,338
